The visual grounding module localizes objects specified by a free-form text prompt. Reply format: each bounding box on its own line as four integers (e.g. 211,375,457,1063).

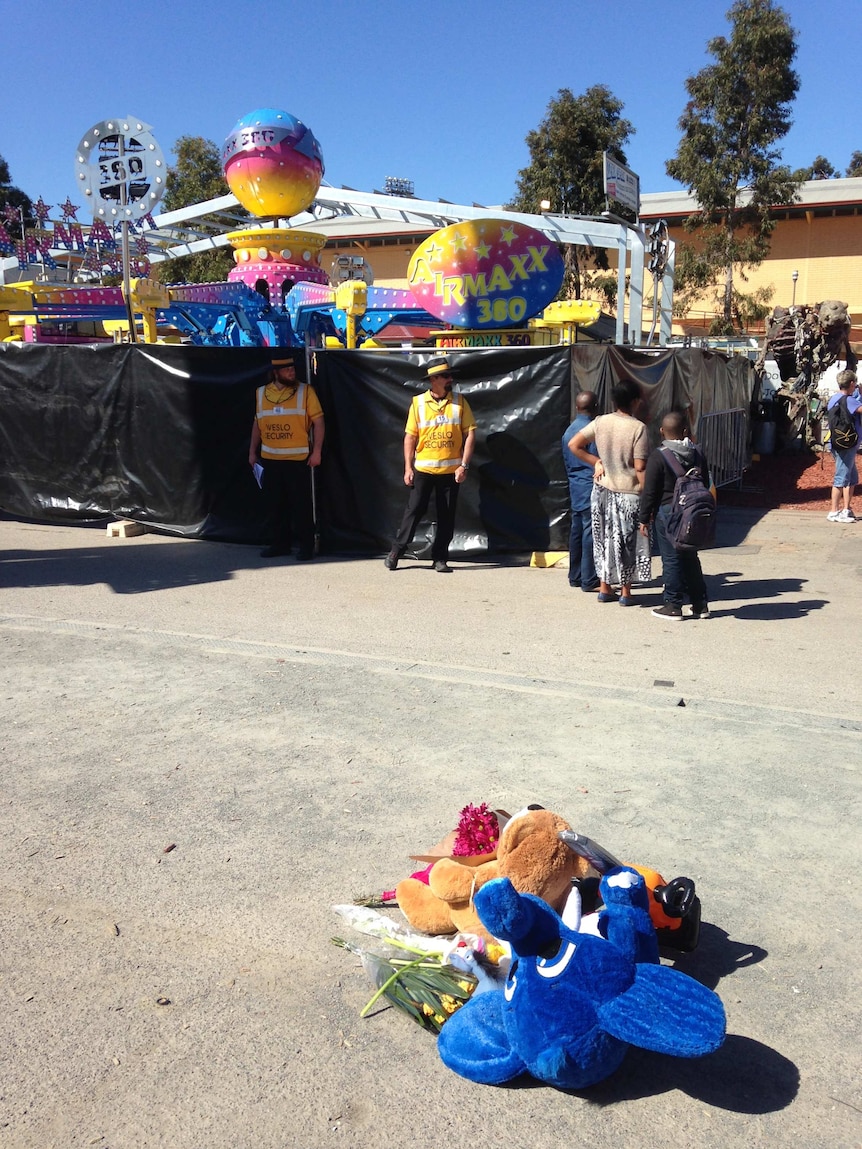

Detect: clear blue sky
2,0,860,215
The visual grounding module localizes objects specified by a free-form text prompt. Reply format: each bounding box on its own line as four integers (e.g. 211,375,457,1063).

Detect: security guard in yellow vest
249,353,324,559
385,356,476,573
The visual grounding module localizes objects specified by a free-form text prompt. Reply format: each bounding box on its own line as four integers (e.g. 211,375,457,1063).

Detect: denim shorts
832,445,859,488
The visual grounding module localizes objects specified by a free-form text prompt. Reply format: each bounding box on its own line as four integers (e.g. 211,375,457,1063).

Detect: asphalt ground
1,507,860,1149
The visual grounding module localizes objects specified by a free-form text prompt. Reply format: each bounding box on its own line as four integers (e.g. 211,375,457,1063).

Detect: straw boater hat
425,356,454,378
272,353,295,367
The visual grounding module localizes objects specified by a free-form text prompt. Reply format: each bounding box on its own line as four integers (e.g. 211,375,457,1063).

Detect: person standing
250,352,324,560
826,368,861,523
384,357,476,574
568,379,651,606
561,391,600,591
638,410,710,621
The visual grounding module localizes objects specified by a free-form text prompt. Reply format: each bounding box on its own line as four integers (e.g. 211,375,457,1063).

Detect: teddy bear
395,806,594,942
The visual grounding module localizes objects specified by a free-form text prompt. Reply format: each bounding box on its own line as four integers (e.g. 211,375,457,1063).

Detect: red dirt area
719,449,848,514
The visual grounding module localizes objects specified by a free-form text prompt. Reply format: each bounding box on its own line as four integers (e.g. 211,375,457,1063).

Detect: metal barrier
697,408,748,489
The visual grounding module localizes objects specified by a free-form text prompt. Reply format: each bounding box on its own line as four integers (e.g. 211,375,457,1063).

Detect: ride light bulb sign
407,218,564,329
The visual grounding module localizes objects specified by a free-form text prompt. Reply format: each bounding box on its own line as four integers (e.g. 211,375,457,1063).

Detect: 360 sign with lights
407,218,564,329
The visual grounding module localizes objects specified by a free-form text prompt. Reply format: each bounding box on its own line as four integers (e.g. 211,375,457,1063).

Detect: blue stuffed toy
437,868,725,1090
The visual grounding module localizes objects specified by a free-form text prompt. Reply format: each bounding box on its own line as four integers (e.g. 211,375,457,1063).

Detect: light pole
791,269,798,308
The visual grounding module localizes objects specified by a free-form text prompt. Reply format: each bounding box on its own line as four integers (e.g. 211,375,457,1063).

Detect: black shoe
651,603,683,620
432,560,452,573
260,546,290,558
384,551,399,570
689,603,710,619
296,550,314,562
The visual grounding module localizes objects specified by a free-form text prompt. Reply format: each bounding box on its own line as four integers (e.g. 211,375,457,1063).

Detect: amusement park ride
0,109,674,350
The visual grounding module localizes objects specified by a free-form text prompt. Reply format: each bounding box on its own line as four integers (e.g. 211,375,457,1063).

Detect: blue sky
2,0,860,216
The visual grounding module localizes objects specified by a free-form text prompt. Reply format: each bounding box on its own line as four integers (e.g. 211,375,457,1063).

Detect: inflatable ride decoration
223,109,324,218
407,218,565,330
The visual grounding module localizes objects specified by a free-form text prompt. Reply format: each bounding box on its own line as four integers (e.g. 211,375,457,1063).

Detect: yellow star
500,226,516,246
449,231,467,251
474,241,490,260
424,241,444,262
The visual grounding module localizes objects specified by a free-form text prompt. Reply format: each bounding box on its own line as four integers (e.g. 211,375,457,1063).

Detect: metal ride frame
144,186,676,347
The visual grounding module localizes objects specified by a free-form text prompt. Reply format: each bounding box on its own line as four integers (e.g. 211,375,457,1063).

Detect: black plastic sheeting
0,341,754,556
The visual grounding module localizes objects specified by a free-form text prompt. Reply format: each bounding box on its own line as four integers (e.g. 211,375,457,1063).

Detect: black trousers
392,471,459,561
262,459,314,554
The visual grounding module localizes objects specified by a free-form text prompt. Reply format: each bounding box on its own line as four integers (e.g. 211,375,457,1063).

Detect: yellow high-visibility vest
408,392,475,474
256,383,321,460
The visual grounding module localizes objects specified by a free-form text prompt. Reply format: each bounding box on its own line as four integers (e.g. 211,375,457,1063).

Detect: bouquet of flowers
331,904,503,1033
332,936,476,1032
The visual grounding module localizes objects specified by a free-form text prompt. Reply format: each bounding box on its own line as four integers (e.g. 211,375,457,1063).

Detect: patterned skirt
591,485,652,587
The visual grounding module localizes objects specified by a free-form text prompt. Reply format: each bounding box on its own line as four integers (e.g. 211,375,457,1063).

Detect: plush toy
395,854,501,942
437,869,725,1090
396,806,593,942
559,829,702,951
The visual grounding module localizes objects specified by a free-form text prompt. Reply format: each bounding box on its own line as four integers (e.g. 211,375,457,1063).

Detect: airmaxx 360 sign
407,218,564,329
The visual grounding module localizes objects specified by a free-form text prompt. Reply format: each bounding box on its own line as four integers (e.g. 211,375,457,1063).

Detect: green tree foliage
158,136,237,284
666,0,801,335
0,152,35,233
510,86,634,300
802,155,837,180
846,151,862,178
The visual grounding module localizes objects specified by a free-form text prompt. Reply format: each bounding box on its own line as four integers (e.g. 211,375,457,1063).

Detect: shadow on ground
582,1034,799,1113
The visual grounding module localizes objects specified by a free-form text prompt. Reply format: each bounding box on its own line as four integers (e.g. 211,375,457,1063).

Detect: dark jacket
638,438,709,525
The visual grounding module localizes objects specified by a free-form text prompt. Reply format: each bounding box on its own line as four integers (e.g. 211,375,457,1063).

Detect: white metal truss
145,185,672,345
0,185,672,344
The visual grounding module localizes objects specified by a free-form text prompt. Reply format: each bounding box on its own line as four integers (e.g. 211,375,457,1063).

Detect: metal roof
641,176,862,219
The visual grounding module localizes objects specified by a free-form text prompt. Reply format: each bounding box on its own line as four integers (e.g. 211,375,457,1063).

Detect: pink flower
452,802,499,857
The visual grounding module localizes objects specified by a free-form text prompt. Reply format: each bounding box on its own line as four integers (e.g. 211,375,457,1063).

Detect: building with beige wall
317,178,862,344
640,177,862,342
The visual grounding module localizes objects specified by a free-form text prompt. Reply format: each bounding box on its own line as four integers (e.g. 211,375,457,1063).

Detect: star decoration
500,226,516,246
449,231,467,252
424,241,443,262
474,241,490,260
3,203,22,224
59,198,80,221
33,197,53,224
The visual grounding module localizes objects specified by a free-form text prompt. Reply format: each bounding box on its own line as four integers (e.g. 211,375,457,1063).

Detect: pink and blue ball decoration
222,109,324,219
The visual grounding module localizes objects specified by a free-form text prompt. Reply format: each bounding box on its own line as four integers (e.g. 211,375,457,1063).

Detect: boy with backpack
638,410,714,621
825,368,861,523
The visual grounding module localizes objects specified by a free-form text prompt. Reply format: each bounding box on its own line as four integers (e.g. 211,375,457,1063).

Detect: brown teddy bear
395,806,594,941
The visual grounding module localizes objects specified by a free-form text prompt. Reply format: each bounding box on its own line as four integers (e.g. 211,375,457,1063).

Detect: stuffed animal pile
385,802,725,1090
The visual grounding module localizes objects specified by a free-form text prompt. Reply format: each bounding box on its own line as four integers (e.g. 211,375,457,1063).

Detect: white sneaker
827,511,841,521
837,509,856,523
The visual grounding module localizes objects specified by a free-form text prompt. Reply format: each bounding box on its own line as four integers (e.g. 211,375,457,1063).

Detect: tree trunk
723,215,734,331
563,244,581,300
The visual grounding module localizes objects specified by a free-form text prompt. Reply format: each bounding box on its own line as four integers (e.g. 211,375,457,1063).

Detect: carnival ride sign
407,219,564,329
603,153,640,217
75,118,166,219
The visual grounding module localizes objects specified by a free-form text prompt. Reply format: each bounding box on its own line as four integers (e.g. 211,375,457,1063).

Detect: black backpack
661,448,716,552
827,396,859,450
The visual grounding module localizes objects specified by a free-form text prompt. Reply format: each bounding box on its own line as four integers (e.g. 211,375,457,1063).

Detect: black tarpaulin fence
0,342,754,556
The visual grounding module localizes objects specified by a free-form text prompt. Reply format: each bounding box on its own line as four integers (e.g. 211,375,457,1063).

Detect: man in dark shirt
638,409,709,621
561,391,600,591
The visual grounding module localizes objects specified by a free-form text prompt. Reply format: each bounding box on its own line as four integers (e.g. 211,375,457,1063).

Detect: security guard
385,356,476,573
249,353,324,560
